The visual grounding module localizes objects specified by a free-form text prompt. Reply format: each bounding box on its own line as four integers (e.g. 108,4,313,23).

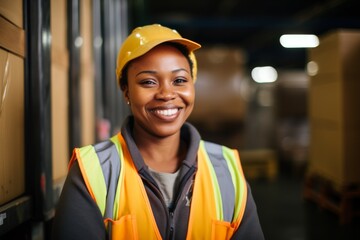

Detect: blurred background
1,0,360,239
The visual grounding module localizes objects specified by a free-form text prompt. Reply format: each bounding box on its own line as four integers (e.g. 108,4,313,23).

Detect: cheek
128,84,145,102
181,86,195,105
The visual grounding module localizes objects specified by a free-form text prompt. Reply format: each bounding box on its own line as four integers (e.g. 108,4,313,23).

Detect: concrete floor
249,173,360,240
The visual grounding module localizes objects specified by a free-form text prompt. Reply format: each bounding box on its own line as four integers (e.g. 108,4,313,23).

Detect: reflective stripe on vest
69,133,247,239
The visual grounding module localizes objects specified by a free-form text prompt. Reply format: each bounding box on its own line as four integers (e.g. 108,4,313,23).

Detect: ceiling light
307,61,319,76
251,66,278,83
280,34,319,48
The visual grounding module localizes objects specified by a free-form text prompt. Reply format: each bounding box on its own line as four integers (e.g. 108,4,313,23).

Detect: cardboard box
189,47,247,126
309,124,343,184
308,30,360,188
80,0,95,146
240,149,278,180
0,0,23,28
51,64,69,182
0,49,25,205
51,0,69,182
309,75,343,123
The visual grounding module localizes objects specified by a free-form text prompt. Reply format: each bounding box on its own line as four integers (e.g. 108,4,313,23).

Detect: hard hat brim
117,38,201,81
123,38,201,66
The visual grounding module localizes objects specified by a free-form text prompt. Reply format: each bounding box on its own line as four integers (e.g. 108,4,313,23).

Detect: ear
122,86,130,104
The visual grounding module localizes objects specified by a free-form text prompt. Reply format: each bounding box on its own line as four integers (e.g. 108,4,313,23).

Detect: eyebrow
135,70,156,77
173,68,189,74
135,68,189,77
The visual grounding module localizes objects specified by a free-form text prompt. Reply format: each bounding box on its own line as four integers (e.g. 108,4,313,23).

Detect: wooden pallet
240,149,278,181
303,174,360,224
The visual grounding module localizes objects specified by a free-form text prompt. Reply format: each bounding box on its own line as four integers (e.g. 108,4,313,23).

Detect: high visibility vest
69,133,248,240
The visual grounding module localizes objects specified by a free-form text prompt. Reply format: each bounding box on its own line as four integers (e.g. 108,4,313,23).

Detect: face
124,44,195,139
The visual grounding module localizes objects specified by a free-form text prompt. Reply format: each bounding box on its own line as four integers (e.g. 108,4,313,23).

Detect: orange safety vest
69,133,248,240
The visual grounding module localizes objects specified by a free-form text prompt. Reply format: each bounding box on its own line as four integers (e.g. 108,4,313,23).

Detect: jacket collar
120,116,201,172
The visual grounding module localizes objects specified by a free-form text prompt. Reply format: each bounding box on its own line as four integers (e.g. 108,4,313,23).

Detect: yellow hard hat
116,24,201,86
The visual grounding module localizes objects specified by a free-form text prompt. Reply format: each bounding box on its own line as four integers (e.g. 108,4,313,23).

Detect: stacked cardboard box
308,30,360,189
0,0,25,205
51,0,70,184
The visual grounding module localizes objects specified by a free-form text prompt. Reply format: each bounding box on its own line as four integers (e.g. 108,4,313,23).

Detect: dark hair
120,42,194,91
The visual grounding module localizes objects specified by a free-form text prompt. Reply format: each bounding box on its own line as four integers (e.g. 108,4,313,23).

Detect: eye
139,79,157,87
173,77,188,85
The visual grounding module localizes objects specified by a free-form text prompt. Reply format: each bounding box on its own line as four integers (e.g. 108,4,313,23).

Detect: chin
151,123,184,138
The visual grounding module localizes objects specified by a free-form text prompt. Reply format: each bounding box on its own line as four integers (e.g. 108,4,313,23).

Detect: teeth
155,108,178,116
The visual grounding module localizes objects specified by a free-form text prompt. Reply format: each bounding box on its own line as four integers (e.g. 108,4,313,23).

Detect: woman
52,24,264,240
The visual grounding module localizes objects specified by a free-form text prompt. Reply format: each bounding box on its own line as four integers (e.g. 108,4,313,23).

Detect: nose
155,83,176,101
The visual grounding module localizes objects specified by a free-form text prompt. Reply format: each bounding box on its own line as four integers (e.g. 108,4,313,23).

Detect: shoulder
80,135,121,157
232,183,265,239
201,140,239,157
52,160,107,240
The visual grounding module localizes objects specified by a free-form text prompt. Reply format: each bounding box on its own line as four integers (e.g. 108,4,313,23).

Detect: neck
132,126,186,173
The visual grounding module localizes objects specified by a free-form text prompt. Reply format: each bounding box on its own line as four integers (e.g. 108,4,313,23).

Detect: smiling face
123,44,195,139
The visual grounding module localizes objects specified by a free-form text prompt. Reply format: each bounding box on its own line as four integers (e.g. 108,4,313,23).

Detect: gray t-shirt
148,167,181,207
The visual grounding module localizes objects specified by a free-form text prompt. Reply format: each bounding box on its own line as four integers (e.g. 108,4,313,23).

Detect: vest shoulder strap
201,140,247,225
69,135,123,219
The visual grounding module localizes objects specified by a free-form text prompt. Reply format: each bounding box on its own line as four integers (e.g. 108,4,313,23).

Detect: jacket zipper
140,166,196,240
170,166,196,211
140,170,171,236
168,211,174,239
167,166,196,239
